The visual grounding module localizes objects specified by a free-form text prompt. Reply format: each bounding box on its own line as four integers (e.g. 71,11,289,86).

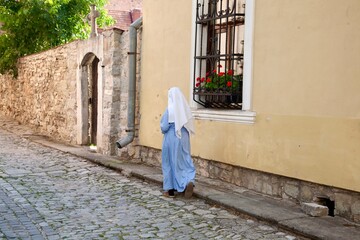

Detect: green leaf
0,0,114,76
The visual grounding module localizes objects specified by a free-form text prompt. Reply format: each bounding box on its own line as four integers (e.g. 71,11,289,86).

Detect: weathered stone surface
263,181,273,195
351,201,360,215
301,202,328,217
0,44,78,144
300,185,314,202
335,193,352,215
0,29,140,158
284,182,300,199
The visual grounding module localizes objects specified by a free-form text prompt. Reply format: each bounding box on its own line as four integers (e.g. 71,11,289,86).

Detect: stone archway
75,29,124,155
79,52,100,146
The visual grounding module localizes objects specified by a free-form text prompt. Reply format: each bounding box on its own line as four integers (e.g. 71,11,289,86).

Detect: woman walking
160,87,196,198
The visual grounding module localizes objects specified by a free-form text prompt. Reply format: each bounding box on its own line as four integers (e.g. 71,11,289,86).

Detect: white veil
168,87,195,138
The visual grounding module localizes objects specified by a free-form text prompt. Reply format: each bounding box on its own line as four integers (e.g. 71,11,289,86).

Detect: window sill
191,108,256,124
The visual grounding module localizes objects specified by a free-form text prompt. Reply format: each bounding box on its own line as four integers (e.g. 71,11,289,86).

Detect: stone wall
0,29,128,156
137,145,360,223
99,29,126,155
0,42,79,143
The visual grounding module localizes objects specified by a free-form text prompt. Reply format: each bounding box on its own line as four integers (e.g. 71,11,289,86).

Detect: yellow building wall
140,0,360,192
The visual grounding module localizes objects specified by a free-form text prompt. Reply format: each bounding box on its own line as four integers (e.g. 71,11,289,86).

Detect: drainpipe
116,17,143,149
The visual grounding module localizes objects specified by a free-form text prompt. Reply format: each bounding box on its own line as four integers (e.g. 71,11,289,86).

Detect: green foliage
0,0,114,76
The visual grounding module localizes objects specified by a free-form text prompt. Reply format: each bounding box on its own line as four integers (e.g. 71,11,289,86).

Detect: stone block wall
0,29,128,155
0,42,79,143
99,29,125,155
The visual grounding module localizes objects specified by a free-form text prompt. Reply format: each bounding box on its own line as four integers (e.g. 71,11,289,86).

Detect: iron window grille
193,0,245,109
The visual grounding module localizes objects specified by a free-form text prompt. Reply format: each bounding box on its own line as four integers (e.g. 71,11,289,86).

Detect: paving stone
0,127,300,240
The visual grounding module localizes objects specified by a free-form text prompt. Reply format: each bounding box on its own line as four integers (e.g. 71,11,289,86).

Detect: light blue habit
160,109,196,192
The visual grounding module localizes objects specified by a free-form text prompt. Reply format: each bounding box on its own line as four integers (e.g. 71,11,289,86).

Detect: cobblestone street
0,128,299,240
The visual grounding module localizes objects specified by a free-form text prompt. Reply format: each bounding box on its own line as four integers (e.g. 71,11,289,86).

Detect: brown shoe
184,182,194,199
163,191,175,198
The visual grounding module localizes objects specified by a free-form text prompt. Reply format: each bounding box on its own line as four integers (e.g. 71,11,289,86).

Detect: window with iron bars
193,0,245,109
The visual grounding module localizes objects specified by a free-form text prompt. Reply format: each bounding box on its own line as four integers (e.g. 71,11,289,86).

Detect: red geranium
195,67,241,91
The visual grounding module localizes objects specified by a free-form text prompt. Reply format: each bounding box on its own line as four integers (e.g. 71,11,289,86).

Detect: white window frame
190,0,256,124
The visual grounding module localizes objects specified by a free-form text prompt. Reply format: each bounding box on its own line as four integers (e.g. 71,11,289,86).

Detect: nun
160,87,196,198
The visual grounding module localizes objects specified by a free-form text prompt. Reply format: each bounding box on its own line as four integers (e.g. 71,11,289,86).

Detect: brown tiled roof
108,9,142,31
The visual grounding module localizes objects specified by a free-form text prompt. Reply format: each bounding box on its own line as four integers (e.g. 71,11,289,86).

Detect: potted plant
194,65,242,106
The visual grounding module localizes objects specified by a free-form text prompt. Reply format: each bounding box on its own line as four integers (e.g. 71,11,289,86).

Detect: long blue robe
160,109,196,192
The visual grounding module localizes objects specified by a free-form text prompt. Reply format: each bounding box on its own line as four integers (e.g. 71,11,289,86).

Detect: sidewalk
1,116,360,240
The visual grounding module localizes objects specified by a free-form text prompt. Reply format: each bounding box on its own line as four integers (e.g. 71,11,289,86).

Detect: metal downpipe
116,17,143,149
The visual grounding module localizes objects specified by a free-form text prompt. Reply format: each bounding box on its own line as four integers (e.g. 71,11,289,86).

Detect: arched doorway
79,53,100,146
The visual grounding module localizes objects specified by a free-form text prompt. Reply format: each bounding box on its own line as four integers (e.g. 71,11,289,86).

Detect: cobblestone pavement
0,128,299,240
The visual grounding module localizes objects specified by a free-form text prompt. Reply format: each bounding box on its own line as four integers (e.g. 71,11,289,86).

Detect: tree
0,0,114,76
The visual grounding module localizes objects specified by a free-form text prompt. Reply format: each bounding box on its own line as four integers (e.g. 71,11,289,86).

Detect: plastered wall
139,0,360,192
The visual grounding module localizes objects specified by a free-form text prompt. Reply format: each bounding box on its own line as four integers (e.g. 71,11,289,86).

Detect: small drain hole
315,196,335,217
